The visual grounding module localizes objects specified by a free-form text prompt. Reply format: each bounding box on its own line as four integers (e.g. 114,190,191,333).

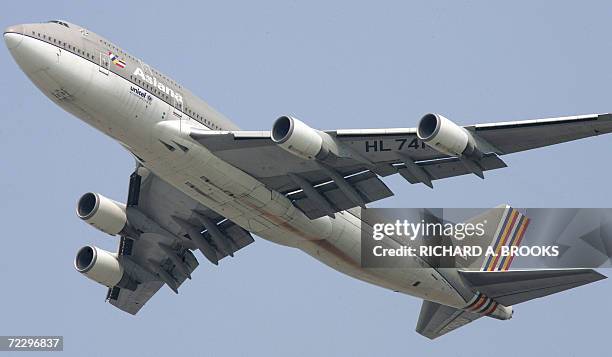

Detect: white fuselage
5,25,467,309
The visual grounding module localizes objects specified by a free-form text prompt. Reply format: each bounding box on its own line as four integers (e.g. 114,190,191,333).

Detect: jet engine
76,192,127,236
417,113,481,158
271,116,332,160
74,245,134,289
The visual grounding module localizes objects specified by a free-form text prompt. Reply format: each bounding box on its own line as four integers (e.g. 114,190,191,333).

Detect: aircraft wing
472,113,612,154
416,300,482,339
106,167,254,314
190,113,612,219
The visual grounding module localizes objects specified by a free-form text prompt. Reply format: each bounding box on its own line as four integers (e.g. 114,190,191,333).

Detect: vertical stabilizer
453,205,529,271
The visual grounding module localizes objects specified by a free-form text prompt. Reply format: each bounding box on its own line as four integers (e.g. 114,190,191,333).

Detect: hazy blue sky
2,1,612,356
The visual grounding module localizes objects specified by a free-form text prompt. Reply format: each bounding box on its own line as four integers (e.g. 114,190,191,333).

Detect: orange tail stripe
484,302,499,315
470,296,488,311
488,210,519,271
497,215,527,271
503,218,531,270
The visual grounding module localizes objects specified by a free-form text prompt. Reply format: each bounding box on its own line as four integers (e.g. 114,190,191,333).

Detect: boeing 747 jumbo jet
4,20,610,339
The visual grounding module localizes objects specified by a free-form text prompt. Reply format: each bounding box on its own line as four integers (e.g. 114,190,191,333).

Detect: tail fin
453,205,529,271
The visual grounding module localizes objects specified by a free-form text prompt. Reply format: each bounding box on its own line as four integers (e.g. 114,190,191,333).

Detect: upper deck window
48,20,69,28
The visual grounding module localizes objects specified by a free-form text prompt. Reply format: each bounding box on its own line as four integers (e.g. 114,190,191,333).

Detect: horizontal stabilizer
417,269,605,339
416,300,481,340
459,269,606,306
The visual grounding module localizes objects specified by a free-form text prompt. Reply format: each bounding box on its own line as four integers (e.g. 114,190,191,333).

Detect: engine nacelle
417,113,480,158
76,192,127,236
74,245,129,288
271,116,330,160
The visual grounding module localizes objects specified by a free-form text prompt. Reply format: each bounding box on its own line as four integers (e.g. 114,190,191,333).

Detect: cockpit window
48,20,69,28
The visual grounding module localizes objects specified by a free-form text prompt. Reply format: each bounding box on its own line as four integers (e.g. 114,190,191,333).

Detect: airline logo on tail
482,208,530,271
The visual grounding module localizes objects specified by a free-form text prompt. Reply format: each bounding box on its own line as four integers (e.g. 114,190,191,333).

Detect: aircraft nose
5,24,57,75
4,32,24,50
4,24,24,50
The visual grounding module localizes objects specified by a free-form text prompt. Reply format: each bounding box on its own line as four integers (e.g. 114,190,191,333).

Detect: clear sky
2,1,612,356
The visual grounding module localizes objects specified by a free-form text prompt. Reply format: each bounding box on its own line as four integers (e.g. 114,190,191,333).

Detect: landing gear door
99,51,109,75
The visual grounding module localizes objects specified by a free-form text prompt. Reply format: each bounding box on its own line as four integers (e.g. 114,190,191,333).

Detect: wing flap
288,170,393,219
397,153,507,184
208,219,255,258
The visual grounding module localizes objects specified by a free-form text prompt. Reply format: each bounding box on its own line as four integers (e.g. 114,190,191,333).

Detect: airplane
4,20,610,339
